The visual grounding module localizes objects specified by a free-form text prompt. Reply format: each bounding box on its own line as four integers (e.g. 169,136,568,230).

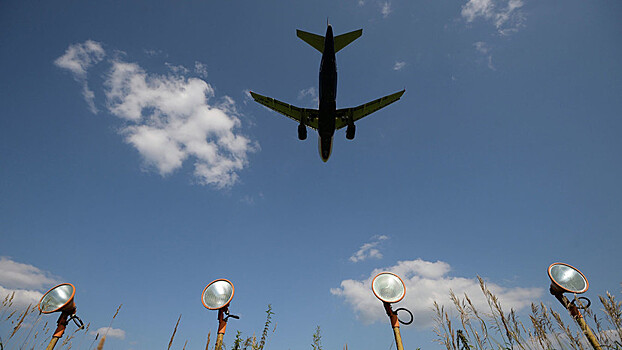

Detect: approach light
38,283,84,350
371,272,412,350
202,279,235,310
547,263,601,350
202,279,239,350
372,272,406,304
548,262,589,295
39,283,75,314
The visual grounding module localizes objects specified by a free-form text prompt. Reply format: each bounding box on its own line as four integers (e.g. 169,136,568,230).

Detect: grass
311,325,323,350
1,283,619,349
0,296,118,350
229,304,274,350
433,276,622,350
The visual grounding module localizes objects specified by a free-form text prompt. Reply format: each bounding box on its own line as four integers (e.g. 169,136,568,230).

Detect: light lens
202,280,234,310
372,272,405,303
39,284,74,313
549,263,588,294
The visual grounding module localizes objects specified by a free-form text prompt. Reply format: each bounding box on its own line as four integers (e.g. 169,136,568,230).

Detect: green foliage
257,304,274,350
230,304,274,350
311,325,322,350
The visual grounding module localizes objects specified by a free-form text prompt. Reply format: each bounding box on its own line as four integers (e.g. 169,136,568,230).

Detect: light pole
202,279,239,350
38,283,84,350
548,262,602,350
371,272,413,350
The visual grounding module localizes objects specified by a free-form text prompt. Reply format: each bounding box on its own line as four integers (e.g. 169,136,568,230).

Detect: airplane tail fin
296,30,325,53
334,29,362,53
296,28,363,53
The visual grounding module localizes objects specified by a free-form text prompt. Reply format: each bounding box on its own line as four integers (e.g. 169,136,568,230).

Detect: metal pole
214,307,228,350
384,303,404,350
45,312,70,350
552,292,602,350
45,337,60,350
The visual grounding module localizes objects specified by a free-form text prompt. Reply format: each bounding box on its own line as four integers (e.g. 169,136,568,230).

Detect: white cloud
461,0,524,35
54,40,105,113
474,41,496,70
0,257,58,290
144,49,162,57
242,89,254,105
0,286,43,309
381,2,392,18
56,40,256,188
91,327,126,340
105,60,255,187
0,257,60,308
297,87,318,105
474,41,490,54
349,235,389,263
393,61,406,71
331,258,542,327
165,62,189,75
194,61,208,78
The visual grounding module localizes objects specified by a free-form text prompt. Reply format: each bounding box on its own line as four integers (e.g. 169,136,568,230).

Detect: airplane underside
249,23,404,162
318,135,334,162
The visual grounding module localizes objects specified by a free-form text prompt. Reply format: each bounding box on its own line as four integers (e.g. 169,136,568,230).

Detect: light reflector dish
38,283,75,314
548,263,589,294
372,272,405,303
202,279,234,310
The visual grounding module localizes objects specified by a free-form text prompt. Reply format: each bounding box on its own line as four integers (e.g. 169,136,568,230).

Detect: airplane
250,23,405,162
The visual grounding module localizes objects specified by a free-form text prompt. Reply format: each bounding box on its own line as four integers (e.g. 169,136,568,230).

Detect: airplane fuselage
250,25,404,162
318,25,337,161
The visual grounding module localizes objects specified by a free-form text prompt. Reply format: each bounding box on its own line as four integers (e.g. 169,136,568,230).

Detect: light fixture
547,263,601,350
548,262,589,294
202,279,239,350
371,272,412,350
372,272,406,304
38,283,84,350
202,279,235,310
39,283,75,314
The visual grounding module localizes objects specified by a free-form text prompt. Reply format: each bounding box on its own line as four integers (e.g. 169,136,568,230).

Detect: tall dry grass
0,295,121,350
433,276,622,350
168,314,182,350
3,282,617,350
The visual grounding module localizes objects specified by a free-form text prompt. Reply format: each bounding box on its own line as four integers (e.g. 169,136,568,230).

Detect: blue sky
1,0,621,349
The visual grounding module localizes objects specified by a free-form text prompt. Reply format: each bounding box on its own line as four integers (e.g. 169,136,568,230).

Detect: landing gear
298,124,307,140
346,124,356,140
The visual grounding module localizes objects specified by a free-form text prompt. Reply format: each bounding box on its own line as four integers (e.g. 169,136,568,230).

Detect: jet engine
346,124,356,140
298,124,307,140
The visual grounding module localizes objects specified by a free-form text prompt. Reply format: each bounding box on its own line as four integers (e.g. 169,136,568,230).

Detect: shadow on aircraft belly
318,135,334,162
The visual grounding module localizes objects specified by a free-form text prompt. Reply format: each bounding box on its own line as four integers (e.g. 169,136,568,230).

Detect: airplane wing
250,91,319,130
335,89,405,129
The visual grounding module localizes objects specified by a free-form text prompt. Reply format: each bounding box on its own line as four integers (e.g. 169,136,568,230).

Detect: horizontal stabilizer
334,29,362,53
296,30,324,53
